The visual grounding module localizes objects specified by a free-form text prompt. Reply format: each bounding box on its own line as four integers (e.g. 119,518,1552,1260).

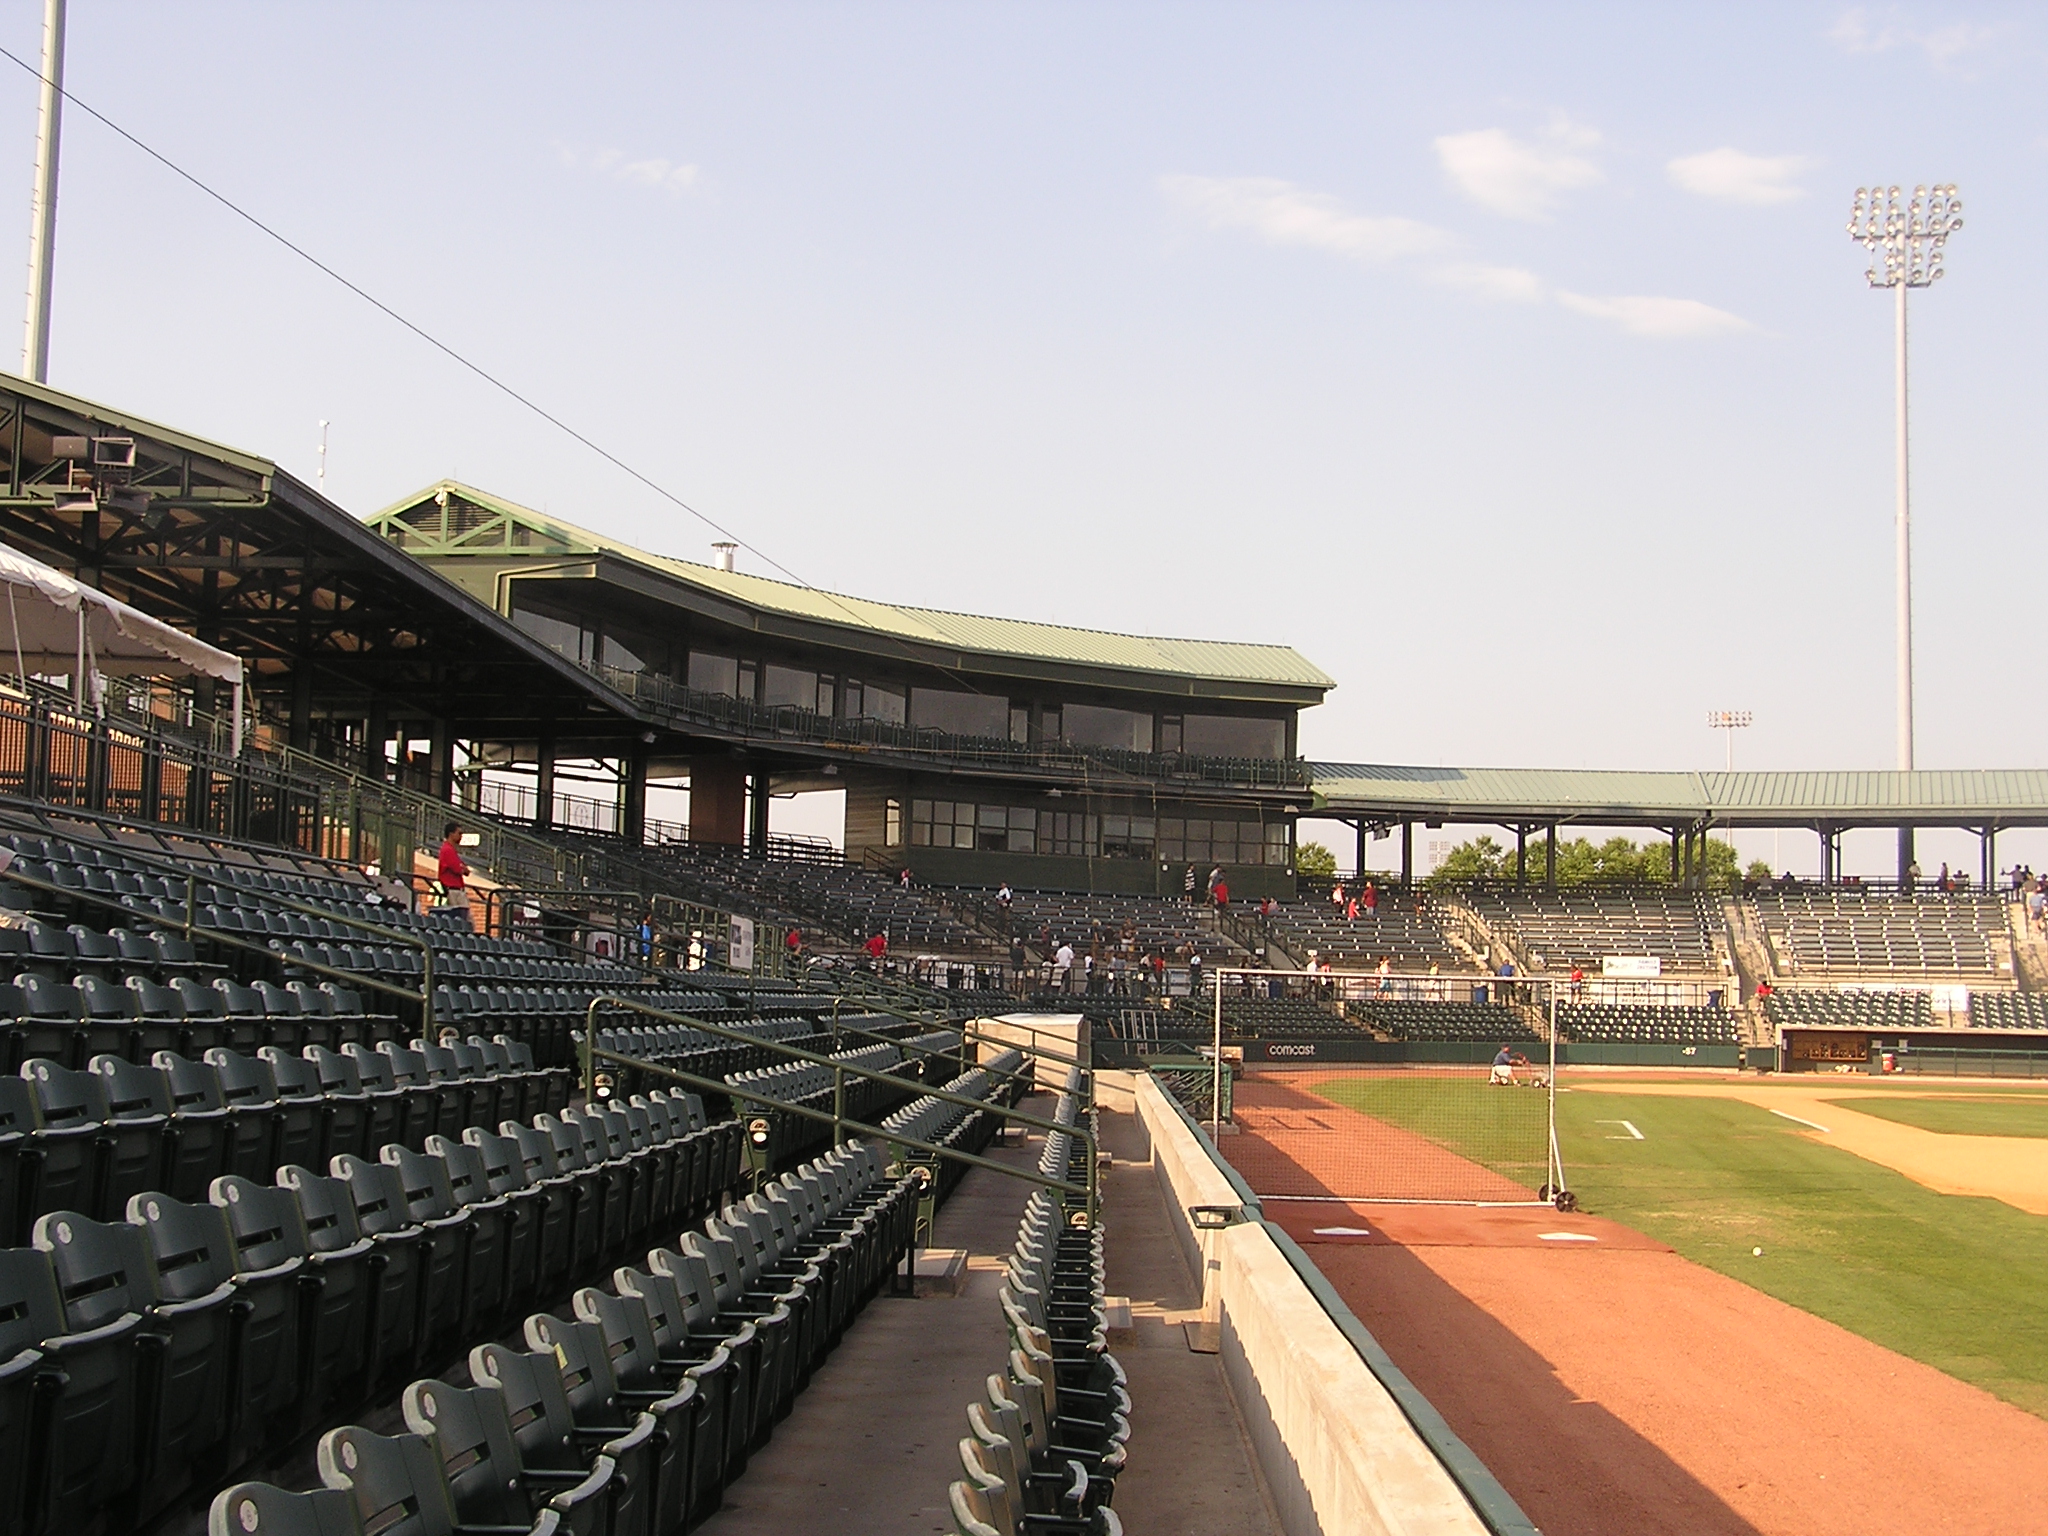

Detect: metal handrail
579,992,1099,1221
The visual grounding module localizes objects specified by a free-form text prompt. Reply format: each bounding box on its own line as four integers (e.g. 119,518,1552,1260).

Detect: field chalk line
1771,1108,1832,1133
1597,1118,1645,1140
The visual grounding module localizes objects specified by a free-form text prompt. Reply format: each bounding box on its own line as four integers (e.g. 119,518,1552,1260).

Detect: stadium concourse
2,377,2048,1532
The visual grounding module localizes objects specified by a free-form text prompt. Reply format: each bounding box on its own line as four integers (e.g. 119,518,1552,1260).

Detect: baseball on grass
1752,1246,1764,1257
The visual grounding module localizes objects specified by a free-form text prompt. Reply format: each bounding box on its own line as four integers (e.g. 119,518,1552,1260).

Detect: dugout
1781,1026,2048,1078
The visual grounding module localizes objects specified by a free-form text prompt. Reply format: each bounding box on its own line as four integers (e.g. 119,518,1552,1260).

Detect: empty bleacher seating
1555,1002,1738,1045
1756,888,2006,977
1262,896,1466,970
1763,989,1936,1030
1344,998,1538,1043
1467,885,1721,974
948,1068,1125,1536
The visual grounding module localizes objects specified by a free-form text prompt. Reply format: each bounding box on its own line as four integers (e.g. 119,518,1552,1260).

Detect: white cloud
1667,148,1814,206
1829,7,1994,66
1431,262,1547,303
1555,292,1754,339
557,144,702,195
1434,120,1603,221
1160,175,1453,262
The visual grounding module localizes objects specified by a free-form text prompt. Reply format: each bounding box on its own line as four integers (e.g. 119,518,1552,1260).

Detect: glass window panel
515,605,591,664
1181,714,1286,759
863,683,906,724
842,680,862,718
1061,703,1154,752
1010,705,1030,744
1133,819,1156,841
1007,826,1034,853
886,798,902,846
762,664,816,709
737,659,758,700
979,805,1007,829
817,676,836,715
910,822,930,846
1009,807,1035,831
1159,818,1184,841
1040,708,1060,743
932,800,953,825
687,651,739,696
910,687,1010,739
954,824,977,850
1158,716,1182,753
1102,814,1129,839
912,799,933,823
1160,839,1183,861
1266,823,1288,846
1187,820,1211,841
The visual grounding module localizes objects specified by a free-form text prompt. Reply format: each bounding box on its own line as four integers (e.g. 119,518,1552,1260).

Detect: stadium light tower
1847,185,1961,776
1707,709,1752,772
20,0,66,383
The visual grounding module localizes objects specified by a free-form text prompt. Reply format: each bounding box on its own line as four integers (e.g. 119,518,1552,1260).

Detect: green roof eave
366,480,1336,698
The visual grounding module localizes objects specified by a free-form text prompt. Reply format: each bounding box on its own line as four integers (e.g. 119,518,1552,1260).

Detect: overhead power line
0,40,814,592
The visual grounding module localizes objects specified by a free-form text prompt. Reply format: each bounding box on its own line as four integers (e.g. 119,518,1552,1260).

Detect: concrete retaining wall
1134,1074,1493,1536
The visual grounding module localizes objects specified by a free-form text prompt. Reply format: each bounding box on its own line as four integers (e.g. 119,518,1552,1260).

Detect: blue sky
4,3,2044,873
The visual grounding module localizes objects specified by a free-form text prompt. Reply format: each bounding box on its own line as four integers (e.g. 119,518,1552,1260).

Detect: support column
1400,823,1413,889
746,767,770,855
428,716,451,803
688,755,747,846
1514,825,1527,885
534,726,557,831
621,742,649,846
1544,824,1557,889
364,696,389,783
1981,827,1995,893
1898,826,1916,889
288,666,313,753
1354,820,1366,883
1670,827,1682,882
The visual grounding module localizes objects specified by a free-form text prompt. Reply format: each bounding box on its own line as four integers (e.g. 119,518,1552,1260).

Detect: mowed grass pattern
1306,1076,2048,1419
1822,1093,2048,1138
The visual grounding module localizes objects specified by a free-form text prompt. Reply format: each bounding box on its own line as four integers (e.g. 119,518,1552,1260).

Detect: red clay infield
1226,1073,2048,1536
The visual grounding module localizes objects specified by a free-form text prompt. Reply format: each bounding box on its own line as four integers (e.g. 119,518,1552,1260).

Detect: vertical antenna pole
22,0,66,382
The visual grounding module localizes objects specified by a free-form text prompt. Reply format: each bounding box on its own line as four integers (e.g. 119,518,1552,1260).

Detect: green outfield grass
1822,1093,2048,1138
1306,1074,2048,1419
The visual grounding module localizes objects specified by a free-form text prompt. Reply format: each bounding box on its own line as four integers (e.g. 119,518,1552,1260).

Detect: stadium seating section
1555,1002,1738,1045
1965,992,2048,1030
1756,888,2005,976
1262,897,1465,970
947,1069,1125,1536
1344,998,1539,1044
989,890,1241,962
1762,989,1936,1030
1468,886,1720,974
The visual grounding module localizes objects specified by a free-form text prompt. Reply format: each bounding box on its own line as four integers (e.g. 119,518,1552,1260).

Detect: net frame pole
1211,968,1224,1139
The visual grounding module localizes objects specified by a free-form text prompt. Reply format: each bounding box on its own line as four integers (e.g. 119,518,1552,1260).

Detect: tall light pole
1848,183,1961,880
1707,709,1752,772
21,0,66,382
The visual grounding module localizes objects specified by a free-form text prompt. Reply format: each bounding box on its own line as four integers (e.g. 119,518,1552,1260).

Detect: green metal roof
365,481,1335,693
1308,763,2048,828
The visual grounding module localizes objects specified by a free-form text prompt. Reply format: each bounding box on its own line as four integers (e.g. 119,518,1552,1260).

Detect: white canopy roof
0,539,241,683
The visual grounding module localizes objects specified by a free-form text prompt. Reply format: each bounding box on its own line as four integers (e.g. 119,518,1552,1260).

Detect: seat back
316,1424,463,1536
206,1480,365,1536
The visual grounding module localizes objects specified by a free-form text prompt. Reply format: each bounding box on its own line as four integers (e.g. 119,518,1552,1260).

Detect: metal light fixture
1706,709,1753,771
1847,184,1962,775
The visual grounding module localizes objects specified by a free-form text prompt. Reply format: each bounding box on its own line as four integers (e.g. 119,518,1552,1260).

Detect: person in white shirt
1053,941,1075,991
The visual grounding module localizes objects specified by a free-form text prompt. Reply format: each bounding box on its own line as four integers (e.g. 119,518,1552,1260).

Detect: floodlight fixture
1846,185,1961,779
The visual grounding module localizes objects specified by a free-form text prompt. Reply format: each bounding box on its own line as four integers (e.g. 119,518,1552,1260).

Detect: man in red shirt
863,931,888,970
437,821,469,913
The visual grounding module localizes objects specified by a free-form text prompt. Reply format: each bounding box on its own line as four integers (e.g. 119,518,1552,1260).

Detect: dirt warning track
1226,1070,2048,1536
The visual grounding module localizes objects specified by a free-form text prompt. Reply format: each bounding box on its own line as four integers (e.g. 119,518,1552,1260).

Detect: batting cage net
1209,967,1567,1207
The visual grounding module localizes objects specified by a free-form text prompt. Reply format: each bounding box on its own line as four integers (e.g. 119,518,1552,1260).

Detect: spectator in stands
996,881,1013,932
1188,950,1204,992
1184,864,1199,903
1331,880,1347,909
1904,859,1921,892
1345,891,1358,921
1009,934,1026,986
863,930,889,970
1364,881,1379,918
1376,958,1393,994
1213,875,1230,911
1569,965,1585,1001
1755,979,1773,1002
437,821,469,913
786,925,803,961
899,867,913,889
1053,939,1075,991
1110,949,1128,994
1936,862,1952,894
1151,951,1167,992
637,909,655,962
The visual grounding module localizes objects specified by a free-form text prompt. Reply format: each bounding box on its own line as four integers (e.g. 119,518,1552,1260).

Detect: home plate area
1274,1202,1670,1251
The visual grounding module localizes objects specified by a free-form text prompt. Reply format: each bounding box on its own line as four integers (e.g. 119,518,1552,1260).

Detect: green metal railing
579,992,1099,1224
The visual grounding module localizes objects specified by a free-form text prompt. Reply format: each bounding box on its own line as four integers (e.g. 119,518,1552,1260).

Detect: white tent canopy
0,539,245,752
